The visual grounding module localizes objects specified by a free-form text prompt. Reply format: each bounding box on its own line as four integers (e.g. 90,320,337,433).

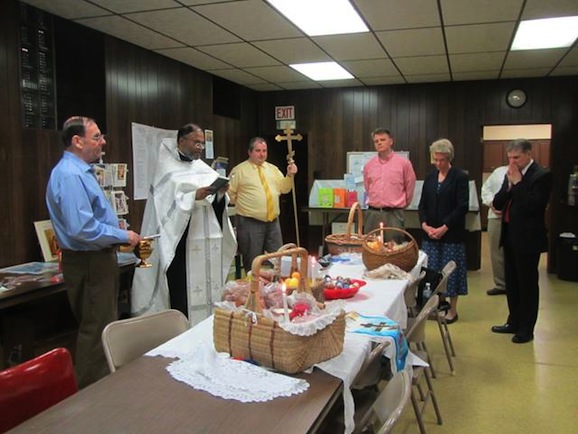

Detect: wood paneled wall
0,0,258,267
1,0,577,274
257,78,578,271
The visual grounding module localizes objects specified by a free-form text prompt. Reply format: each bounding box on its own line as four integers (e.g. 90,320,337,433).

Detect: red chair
0,347,77,433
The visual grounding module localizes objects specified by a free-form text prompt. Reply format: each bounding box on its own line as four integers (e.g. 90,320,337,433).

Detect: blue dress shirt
46,151,128,251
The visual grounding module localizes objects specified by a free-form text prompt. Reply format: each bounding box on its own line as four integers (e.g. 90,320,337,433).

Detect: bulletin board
346,151,409,179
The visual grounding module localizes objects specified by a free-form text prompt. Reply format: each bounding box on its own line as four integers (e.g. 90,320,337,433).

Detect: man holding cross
229,136,298,273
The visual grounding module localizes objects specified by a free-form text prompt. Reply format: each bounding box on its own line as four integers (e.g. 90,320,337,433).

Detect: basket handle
345,202,364,238
364,227,419,255
246,247,311,313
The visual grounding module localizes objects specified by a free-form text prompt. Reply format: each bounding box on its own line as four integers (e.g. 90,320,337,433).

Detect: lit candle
281,282,290,323
379,221,384,240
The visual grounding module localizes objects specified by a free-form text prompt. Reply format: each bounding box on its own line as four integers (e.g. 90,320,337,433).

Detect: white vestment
131,138,237,325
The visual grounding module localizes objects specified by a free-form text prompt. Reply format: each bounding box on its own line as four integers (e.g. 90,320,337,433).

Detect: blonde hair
430,138,454,161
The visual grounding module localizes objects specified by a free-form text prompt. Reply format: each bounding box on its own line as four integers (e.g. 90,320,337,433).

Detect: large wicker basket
362,227,419,272
214,247,345,374
324,202,365,255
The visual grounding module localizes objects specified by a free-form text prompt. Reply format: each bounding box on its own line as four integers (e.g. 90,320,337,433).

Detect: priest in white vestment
131,124,237,325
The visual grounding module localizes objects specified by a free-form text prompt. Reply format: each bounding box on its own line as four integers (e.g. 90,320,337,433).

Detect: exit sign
275,105,295,120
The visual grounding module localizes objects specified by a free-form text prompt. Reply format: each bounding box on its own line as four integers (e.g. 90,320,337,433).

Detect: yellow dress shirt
229,160,293,222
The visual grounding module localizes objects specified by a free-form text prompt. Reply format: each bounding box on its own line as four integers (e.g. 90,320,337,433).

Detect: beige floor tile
393,233,578,433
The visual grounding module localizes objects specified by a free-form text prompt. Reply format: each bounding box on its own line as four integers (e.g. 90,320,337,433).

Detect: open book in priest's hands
207,176,229,193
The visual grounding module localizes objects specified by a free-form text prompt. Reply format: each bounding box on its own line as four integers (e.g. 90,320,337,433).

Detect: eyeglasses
86,133,106,142
183,136,205,147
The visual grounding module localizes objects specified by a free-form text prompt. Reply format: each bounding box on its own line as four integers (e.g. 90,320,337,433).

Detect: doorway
481,124,551,230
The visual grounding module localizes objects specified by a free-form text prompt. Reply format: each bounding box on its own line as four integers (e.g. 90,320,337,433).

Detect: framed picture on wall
33,219,59,262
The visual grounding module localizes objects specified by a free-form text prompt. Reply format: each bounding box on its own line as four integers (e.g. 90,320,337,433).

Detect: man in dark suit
491,139,552,344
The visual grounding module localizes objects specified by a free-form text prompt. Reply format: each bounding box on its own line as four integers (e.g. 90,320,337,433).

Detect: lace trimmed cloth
167,344,309,402
363,262,412,280
146,318,310,403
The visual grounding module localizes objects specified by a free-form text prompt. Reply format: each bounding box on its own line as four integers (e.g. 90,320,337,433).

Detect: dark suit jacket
418,167,469,244
493,161,552,254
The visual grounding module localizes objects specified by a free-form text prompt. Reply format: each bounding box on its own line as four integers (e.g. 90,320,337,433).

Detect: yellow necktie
258,165,275,221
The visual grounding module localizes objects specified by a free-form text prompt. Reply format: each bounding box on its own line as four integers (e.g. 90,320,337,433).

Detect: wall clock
506,89,527,108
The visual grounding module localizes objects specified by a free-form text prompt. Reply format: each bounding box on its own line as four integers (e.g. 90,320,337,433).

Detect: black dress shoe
512,334,534,344
487,288,507,296
491,324,517,334
445,313,458,324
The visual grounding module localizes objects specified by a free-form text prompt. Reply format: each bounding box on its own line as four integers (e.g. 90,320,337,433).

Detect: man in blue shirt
46,116,141,387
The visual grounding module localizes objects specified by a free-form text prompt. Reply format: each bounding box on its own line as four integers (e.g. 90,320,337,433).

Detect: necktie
258,165,275,221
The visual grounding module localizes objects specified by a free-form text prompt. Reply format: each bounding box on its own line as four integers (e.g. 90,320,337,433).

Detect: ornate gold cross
275,126,303,246
275,126,303,165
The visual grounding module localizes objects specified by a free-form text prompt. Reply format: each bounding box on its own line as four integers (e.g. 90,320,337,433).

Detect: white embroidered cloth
167,344,309,402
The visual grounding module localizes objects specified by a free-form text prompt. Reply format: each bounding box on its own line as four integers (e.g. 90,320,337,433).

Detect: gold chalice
135,238,154,268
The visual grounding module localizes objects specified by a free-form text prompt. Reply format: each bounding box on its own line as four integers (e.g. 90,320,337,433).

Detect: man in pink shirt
363,128,417,232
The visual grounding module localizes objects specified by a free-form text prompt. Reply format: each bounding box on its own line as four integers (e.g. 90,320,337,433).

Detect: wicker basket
214,247,345,374
362,227,419,272
324,202,365,255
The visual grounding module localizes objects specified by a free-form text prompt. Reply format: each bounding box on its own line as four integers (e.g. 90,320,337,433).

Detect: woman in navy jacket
418,138,469,323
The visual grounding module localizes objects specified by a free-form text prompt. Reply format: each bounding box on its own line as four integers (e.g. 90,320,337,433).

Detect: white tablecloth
146,251,427,434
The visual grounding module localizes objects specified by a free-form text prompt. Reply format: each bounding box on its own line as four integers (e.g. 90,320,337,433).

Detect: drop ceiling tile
78,16,182,50
197,43,281,68
179,0,234,5
449,52,506,72
155,46,231,69
550,66,578,76
405,73,452,83
452,70,500,81
500,68,553,78
354,0,442,31
20,0,110,19
192,0,303,41
242,66,305,82
246,83,284,91
504,49,567,69
210,68,267,85
558,47,578,67
253,38,331,64
377,28,445,57
320,79,364,88
521,0,578,20
312,34,386,61
92,0,181,14
341,59,399,77
278,81,323,90
127,8,240,46
445,22,516,54
440,0,523,25
360,76,407,86
395,55,449,75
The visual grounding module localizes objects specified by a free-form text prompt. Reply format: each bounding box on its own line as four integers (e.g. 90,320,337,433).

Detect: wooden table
9,355,343,434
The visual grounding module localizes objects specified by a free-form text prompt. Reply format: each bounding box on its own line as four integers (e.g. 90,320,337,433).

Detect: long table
8,254,426,433
9,354,342,434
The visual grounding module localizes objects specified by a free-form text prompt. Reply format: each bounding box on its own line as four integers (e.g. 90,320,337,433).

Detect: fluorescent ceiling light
267,0,368,36
512,16,578,50
290,62,354,81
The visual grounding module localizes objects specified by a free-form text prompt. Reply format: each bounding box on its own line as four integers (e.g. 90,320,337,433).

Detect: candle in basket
281,282,290,323
308,256,319,285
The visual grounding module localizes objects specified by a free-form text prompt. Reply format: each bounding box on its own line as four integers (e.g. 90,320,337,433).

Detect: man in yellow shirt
229,137,298,273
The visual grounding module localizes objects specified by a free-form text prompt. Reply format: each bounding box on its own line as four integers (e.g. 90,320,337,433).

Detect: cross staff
275,126,303,246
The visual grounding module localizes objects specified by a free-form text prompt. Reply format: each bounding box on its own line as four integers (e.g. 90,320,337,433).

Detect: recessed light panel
512,16,578,50
290,62,354,80
267,0,368,36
